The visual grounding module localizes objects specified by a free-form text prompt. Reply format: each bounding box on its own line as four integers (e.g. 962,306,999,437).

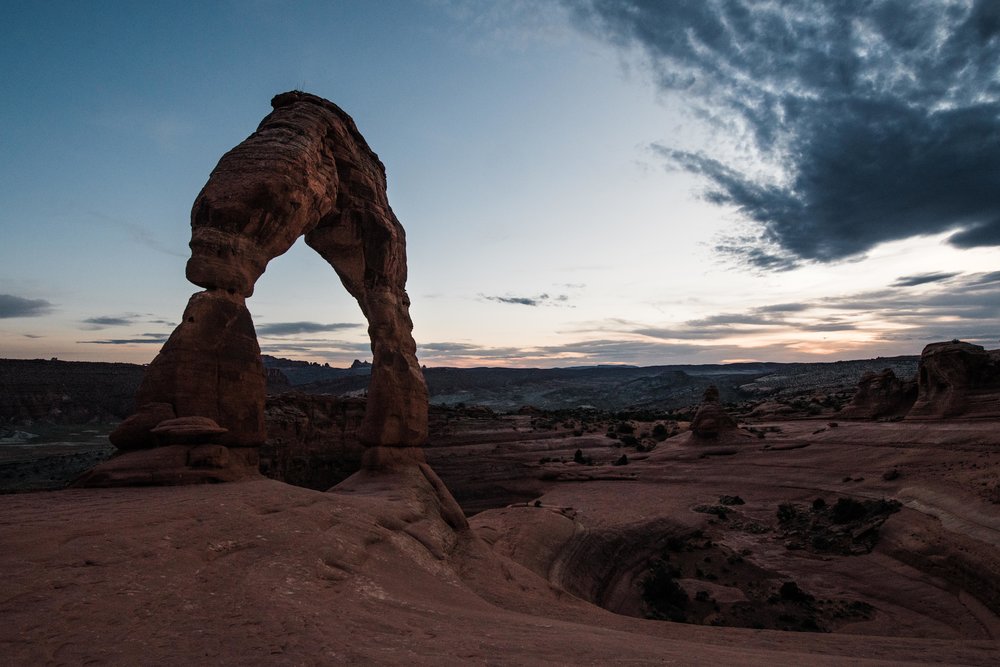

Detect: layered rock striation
838,368,917,420
80,92,428,486
907,341,1000,419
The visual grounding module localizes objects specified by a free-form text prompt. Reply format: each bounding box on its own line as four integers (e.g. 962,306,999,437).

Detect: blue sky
2,1,998,367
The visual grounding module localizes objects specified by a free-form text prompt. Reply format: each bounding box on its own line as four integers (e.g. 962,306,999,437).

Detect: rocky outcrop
839,369,917,419
265,367,291,393
689,385,738,439
80,91,429,486
907,341,1000,419
260,393,366,491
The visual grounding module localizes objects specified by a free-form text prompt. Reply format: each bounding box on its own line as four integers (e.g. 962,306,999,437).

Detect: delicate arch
105,92,428,478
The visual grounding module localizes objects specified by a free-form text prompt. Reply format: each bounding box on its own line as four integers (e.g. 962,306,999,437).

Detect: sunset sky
2,1,998,367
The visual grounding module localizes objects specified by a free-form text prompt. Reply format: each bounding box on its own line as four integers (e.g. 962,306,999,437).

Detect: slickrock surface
4,420,999,665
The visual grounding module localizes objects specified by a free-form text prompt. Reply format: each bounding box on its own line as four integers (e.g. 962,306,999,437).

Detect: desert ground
3,415,998,665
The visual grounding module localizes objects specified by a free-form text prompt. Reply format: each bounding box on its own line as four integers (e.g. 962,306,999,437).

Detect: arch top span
91,92,428,485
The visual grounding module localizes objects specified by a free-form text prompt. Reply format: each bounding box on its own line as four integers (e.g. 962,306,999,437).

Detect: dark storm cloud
0,294,53,318
255,322,361,336
891,272,960,287
480,293,570,307
570,0,1000,267
948,218,1000,248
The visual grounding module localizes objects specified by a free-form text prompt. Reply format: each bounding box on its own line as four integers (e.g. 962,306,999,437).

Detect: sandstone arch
91,92,428,484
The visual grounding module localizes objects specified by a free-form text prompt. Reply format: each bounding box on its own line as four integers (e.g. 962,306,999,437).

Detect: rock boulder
907,341,1000,419
839,369,917,419
690,385,739,439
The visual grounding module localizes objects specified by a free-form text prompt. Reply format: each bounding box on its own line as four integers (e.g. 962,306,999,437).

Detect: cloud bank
571,0,1000,268
0,294,53,318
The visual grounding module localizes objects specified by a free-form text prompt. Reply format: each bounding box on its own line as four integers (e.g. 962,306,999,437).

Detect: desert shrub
831,498,868,524
616,422,635,434
642,561,689,621
776,503,799,523
779,581,813,602
652,423,670,440
664,536,687,552
620,434,639,447
694,504,729,519
613,454,629,466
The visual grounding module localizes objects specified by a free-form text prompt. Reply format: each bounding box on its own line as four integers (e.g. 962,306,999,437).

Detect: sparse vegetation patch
777,497,901,555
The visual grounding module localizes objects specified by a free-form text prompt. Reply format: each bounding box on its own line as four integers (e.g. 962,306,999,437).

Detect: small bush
831,498,868,524
642,561,689,621
779,581,813,602
665,536,687,552
777,503,799,523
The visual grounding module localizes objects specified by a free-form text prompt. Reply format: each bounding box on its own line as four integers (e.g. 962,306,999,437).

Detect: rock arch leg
306,206,428,466
81,92,429,486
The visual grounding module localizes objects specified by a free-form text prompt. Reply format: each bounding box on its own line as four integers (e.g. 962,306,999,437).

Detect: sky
1,0,998,368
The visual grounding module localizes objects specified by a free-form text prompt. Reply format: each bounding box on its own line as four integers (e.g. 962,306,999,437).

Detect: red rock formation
907,341,1000,419
838,368,917,419
689,385,738,439
260,393,366,491
82,92,428,486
